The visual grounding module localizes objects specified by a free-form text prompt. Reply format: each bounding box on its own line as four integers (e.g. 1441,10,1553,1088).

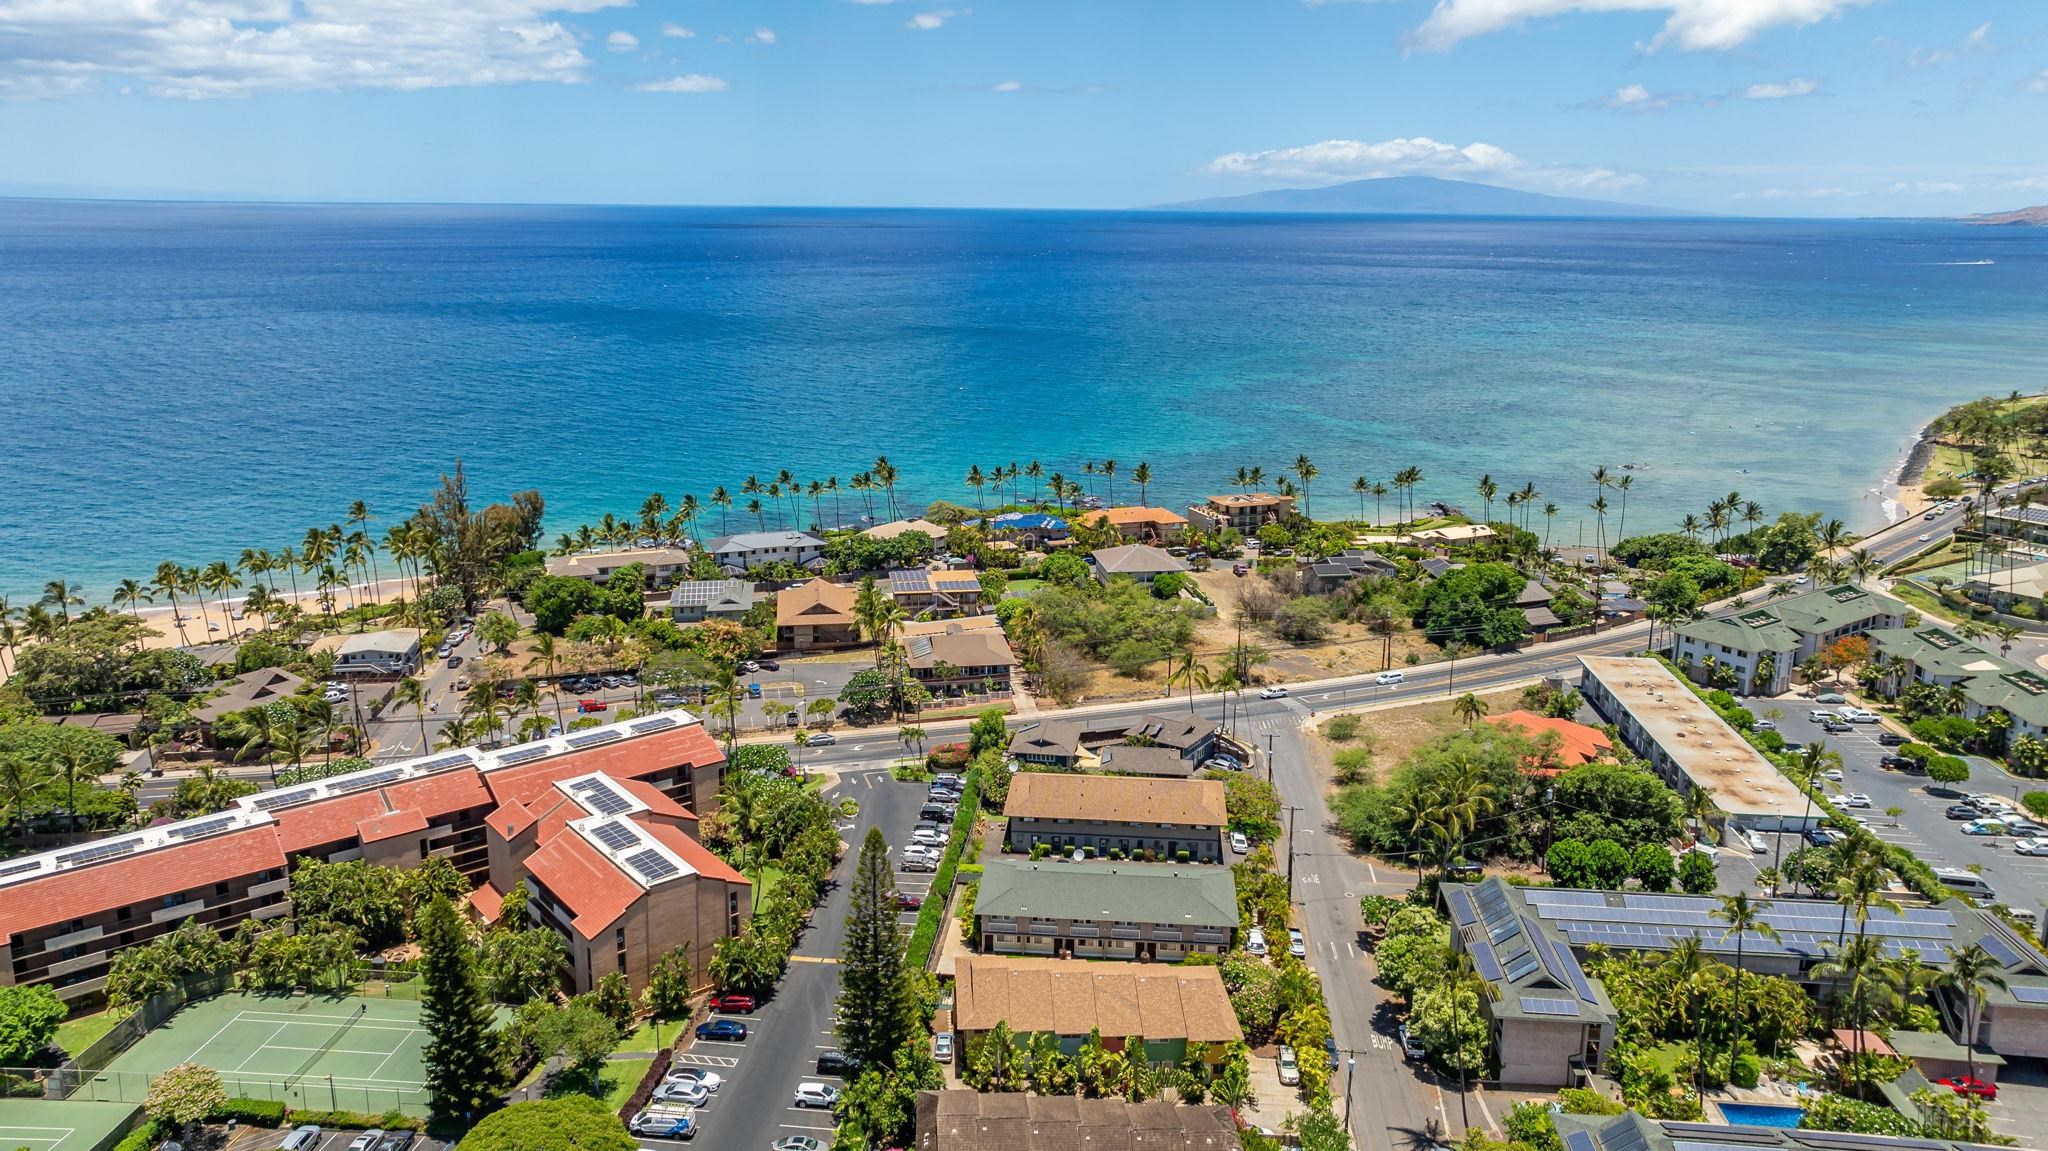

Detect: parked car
1936,1076,1998,1100
1963,820,2007,836
1878,731,1909,746
714,994,756,1013
747,683,762,698
1841,793,1871,808
1814,692,1847,704
1822,769,1844,782
654,1079,711,1107
663,1068,722,1092
1245,926,1268,956
934,1033,954,1062
1288,928,1307,958
794,1083,843,1109
912,823,947,847
1258,686,1289,699
1840,708,1880,723
1822,720,1853,734
1745,830,1769,854
446,655,463,669
1808,710,1836,723
2013,838,2048,856
1445,862,1483,882
1233,563,1250,576
1325,1036,1340,1071
774,1139,827,1151
695,1019,747,1041
806,731,838,746
1230,831,1250,854
371,1133,414,1151
1376,671,1405,686
817,1049,861,1076
902,846,941,872
577,699,609,714
630,1106,696,1139
1277,1046,1300,1087
347,1131,384,1151
1880,755,1917,771
1752,719,1776,731
920,803,955,822
1399,1023,1425,1060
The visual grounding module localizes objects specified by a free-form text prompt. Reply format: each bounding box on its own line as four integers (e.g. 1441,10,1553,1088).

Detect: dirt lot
1306,688,1528,787
1188,569,1440,679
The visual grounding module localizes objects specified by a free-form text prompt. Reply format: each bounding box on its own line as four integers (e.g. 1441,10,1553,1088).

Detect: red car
1937,1076,1997,1100
577,699,609,714
714,994,756,1014
897,892,923,910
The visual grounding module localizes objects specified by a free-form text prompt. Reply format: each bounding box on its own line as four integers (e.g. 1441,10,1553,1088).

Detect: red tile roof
0,825,288,938
620,778,696,822
641,822,749,886
358,808,428,843
384,768,493,819
1484,711,1613,769
270,790,391,854
482,725,723,810
467,882,505,925
523,831,642,937
488,796,538,839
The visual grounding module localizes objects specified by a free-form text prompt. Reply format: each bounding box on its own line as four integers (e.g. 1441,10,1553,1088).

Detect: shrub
1731,1052,1762,1089
927,743,970,772
1325,714,1361,742
1557,1087,1624,1116
1505,1101,1564,1151
210,1098,286,1127
287,1109,427,1132
111,1120,160,1151
619,1048,673,1124
2025,792,2048,820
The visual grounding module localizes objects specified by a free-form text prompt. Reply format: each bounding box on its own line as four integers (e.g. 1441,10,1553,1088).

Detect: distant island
1150,174,1696,218
1963,204,2048,226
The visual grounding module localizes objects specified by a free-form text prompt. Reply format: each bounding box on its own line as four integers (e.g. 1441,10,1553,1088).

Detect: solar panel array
327,768,407,796
1563,1132,1598,1151
166,816,237,841
493,745,553,767
2008,985,2048,1004
573,779,633,817
566,729,624,750
1786,1131,1950,1151
1664,1124,1783,1146
629,715,680,735
1528,885,1957,963
0,860,43,879
413,752,474,773
1519,996,1581,1017
57,839,140,867
626,849,681,882
590,821,641,851
1461,882,1603,1007
1978,930,2030,971
251,788,318,811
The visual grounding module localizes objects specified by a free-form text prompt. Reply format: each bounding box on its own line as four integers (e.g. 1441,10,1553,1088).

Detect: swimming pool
1717,1103,1805,1128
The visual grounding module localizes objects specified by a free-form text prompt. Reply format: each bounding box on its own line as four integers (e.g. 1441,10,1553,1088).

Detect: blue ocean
3,199,2046,598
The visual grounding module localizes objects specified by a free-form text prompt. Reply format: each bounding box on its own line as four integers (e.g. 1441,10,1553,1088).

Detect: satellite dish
1071,849,1085,864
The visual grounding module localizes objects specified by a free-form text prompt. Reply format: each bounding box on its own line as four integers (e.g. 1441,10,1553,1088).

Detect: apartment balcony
1152,929,1183,942
47,952,106,978
152,901,204,924
985,917,1019,933
1110,926,1142,940
1064,924,1099,938
55,975,107,1000
252,903,291,921
1027,921,1059,935
1192,930,1228,945
249,878,289,898
42,924,105,952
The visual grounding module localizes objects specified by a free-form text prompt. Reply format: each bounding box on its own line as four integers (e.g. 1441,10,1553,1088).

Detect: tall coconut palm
1712,893,1781,1077
201,560,242,639
965,465,987,512
40,579,83,624
873,456,900,520
151,562,192,646
1476,474,1497,525
711,487,733,534
112,578,153,628
1291,455,1318,519
1814,934,1898,1094
391,677,433,753
1614,474,1634,541
1934,944,2009,1088
1132,462,1153,507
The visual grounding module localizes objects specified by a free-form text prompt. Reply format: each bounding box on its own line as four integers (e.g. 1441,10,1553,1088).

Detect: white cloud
1742,77,1818,98
2027,71,2048,94
0,0,635,99
991,79,1022,92
1409,0,1875,53
1886,181,1964,195
1602,82,1689,110
660,22,695,38
1203,135,1643,191
636,73,727,93
606,31,638,51
906,9,955,29
1731,186,1864,199
746,27,777,44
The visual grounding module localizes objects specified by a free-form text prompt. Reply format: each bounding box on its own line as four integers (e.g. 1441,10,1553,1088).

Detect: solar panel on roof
629,715,680,735
625,849,681,882
590,821,640,851
1470,939,1503,981
413,752,473,772
166,816,237,840
57,839,140,866
1504,949,1540,982
573,779,633,817
1562,1132,1597,1151
1445,889,1479,928
0,860,42,878
1788,1131,1947,1151
252,787,319,811
327,768,407,796
494,745,553,767
2008,985,2048,1004
1519,996,1580,1017
566,729,624,750
1979,930,2030,971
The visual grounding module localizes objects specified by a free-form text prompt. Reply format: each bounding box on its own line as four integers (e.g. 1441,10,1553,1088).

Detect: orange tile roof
467,882,505,926
0,825,288,938
1484,711,1613,768
1091,507,1188,527
482,724,723,810
384,768,494,818
775,578,859,628
523,831,643,937
620,778,697,822
271,790,392,854
953,957,1240,1043
358,808,427,843
489,796,538,839
641,821,750,886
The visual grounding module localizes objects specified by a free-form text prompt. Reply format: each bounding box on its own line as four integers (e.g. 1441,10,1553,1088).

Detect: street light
1343,1055,1357,1126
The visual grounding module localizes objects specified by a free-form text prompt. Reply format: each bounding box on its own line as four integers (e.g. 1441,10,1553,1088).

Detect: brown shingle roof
952,956,1241,1043
914,1091,1241,1151
1002,773,1226,827
775,579,859,627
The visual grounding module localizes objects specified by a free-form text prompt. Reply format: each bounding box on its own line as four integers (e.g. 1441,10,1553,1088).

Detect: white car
1752,719,1777,731
1245,926,1269,956
653,1079,711,1106
1808,710,1836,723
662,1068,722,1093
1840,709,1880,723
901,846,941,872
347,1132,383,1151
1277,1046,1300,1086
2012,839,2048,857
1288,928,1307,958
1259,686,1289,700
806,731,838,746
794,1082,842,1109
911,824,946,847
1376,671,1405,686
1746,830,1769,854
933,1033,953,1062
1230,831,1250,854
1823,769,1844,782
1399,1023,1425,1060
1841,793,1871,808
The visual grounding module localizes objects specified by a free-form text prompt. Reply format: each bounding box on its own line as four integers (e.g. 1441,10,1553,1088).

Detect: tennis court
74,992,430,1117
0,1099,141,1151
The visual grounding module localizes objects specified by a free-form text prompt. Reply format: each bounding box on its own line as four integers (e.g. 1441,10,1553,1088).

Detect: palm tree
112,578,153,629
1711,893,1781,1079
966,465,987,512
1476,474,1497,525
1451,692,1487,727
1680,513,1702,542
1614,474,1634,541
199,561,240,639
873,455,900,519
1292,455,1318,519
1102,459,1119,504
40,579,83,624
1166,650,1211,712
1542,502,1559,550
151,562,192,646
526,633,569,731
1132,462,1154,507
1590,495,1611,567
1664,936,1713,1101
711,486,733,534
1934,944,2009,1087
1815,934,1897,1093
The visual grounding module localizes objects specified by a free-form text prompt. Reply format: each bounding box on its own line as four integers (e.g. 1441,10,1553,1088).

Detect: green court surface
0,1098,140,1151
75,992,430,1117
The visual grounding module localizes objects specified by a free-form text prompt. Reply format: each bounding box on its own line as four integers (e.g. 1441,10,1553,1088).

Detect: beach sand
124,576,419,654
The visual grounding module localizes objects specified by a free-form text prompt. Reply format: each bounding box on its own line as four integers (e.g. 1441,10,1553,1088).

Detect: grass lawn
547,1057,652,1111
1892,580,1964,624
613,1018,685,1056
751,864,786,913
1002,579,1045,596
55,1008,120,1058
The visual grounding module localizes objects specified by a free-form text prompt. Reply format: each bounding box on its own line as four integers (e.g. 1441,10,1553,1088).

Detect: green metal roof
1675,585,1905,654
1867,626,2048,728
974,858,1237,928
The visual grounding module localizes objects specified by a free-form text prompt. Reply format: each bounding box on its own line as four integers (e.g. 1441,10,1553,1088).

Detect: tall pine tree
836,827,914,1069
418,892,503,1126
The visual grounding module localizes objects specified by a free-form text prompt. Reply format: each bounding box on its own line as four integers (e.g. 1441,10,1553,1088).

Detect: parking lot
636,762,947,1151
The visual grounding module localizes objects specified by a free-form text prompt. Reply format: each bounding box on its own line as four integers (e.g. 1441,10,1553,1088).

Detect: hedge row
619,1047,674,1123
208,1098,285,1127
905,769,982,969
111,1120,159,1151
285,1109,427,1133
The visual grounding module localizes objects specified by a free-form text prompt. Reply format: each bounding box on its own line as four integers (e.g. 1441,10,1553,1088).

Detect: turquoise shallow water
2,200,2046,597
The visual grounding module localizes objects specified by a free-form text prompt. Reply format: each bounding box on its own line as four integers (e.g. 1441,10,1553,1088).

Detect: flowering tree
144,1063,225,1131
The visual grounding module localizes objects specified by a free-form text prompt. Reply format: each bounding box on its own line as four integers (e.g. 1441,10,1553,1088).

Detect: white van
279,1127,322,1151
1934,868,1998,900
1375,671,1405,686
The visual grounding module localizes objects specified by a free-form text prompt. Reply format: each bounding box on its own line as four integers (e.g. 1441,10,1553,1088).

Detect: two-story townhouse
1669,584,1905,695
704,531,827,575
973,859,1236,961
1001,774,1228,862
544,547,695,586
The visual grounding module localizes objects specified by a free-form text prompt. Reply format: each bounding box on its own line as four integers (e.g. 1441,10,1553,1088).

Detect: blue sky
0,0,2043,215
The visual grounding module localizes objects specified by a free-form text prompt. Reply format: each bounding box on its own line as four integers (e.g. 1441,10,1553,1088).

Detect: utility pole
1343,1054,1357,1127
1285,805,1301,901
